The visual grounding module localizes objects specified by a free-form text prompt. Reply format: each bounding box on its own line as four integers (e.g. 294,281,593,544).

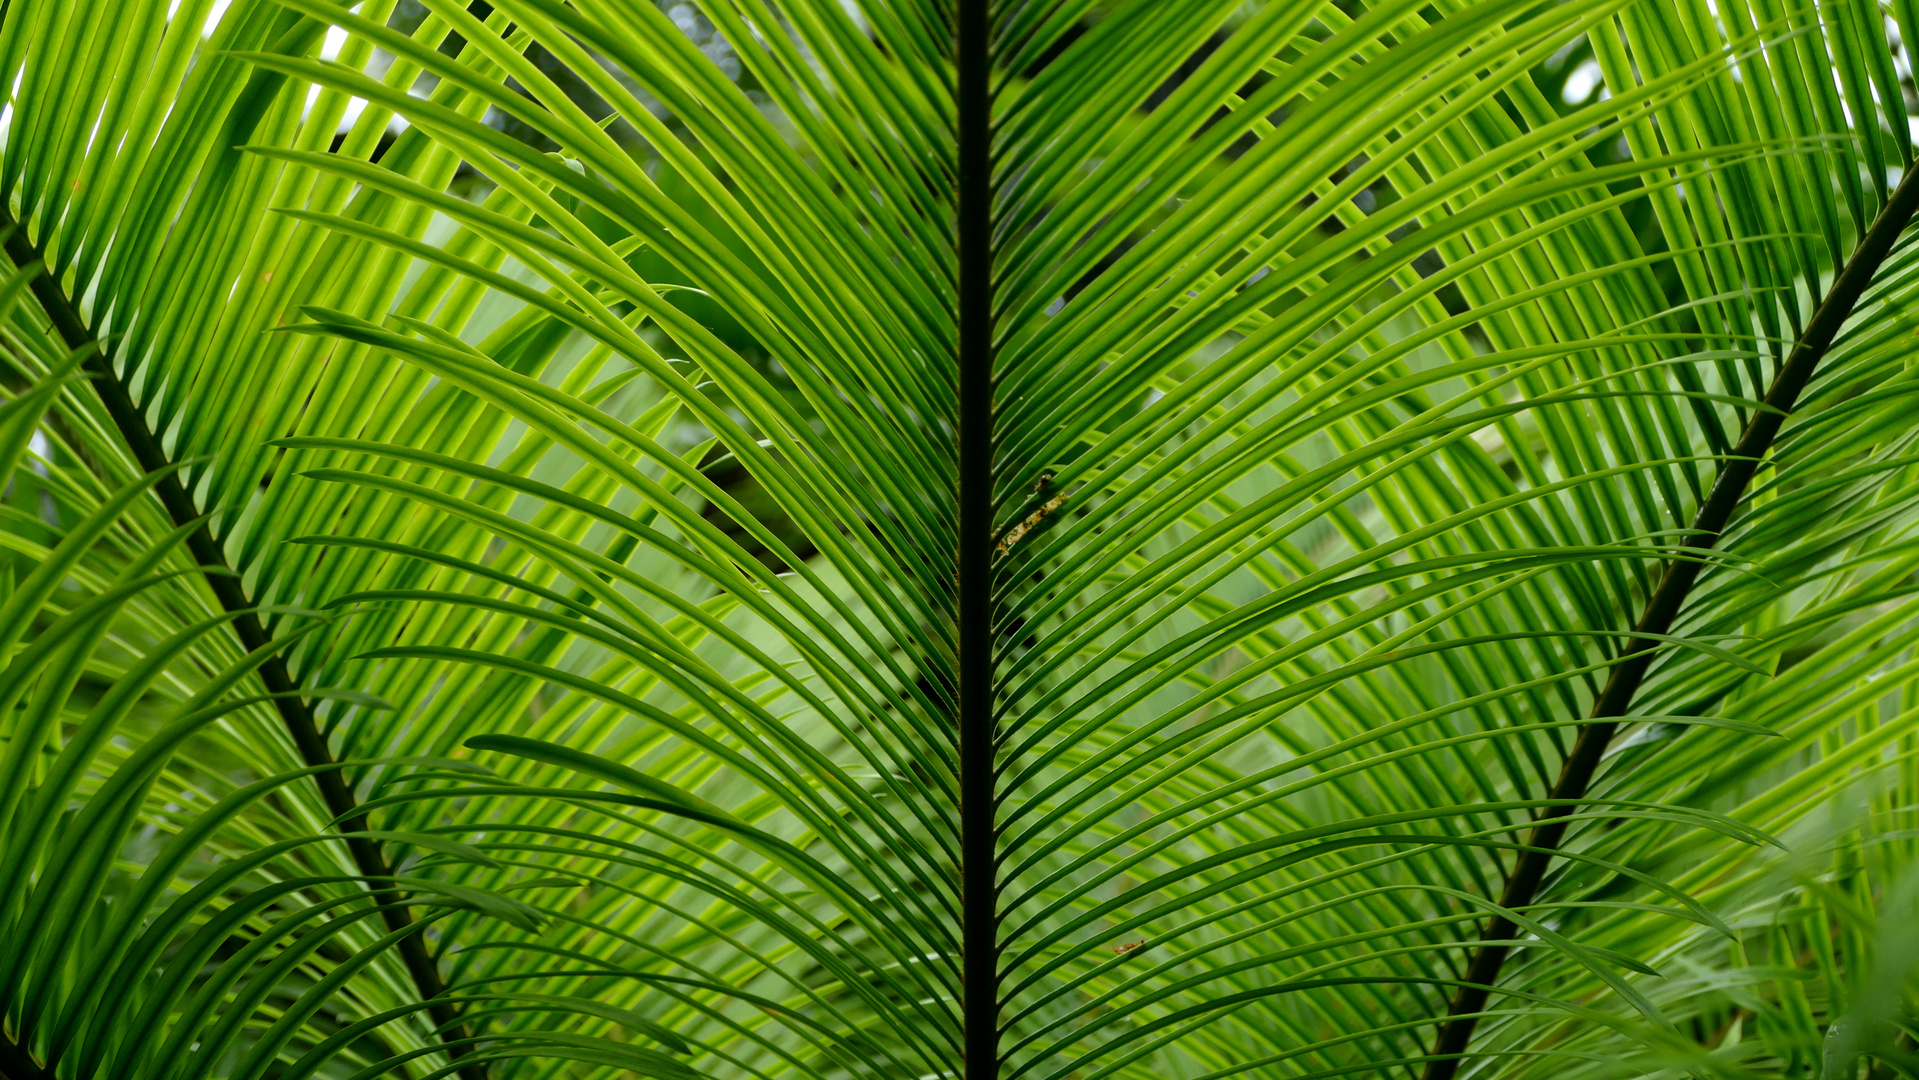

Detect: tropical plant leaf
0,0,1917,1079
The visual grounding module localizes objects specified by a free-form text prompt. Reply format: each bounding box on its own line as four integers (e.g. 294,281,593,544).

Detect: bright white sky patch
1562,58,1603,104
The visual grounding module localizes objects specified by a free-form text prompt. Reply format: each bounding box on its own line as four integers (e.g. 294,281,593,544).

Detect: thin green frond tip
463,734,722,817
486,994,692,1055
302,687,399,711
345,831,503,869
392,876,545,933
484,1033,703,1079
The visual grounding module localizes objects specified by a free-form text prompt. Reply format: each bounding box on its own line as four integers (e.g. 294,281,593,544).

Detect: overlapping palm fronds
0,1,1916,1078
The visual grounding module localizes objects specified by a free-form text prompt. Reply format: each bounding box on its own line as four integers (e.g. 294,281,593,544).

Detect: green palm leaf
0,1,1916,1078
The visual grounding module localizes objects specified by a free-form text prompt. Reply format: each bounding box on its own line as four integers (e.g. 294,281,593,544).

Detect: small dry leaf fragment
995,493,1065,555
1110,940,1143,954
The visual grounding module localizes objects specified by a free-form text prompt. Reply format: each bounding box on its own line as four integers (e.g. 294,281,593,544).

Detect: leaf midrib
0,210,490,1080
1421,155,1919,1080
956,2,1001,1079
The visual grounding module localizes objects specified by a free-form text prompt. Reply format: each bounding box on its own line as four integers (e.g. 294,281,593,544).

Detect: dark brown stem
0,215,487,1080
956,0,1002,1075
1420,166,1919,1080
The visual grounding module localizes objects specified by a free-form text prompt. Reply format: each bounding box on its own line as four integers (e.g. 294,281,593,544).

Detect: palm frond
0,1,1916,1078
